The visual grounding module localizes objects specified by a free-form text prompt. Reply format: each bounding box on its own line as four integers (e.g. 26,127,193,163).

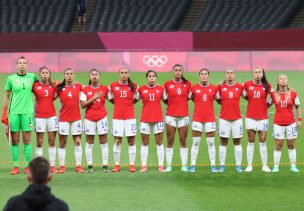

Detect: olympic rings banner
1,51,304,72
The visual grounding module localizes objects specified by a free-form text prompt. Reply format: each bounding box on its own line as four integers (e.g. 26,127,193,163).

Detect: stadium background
1,0,304,210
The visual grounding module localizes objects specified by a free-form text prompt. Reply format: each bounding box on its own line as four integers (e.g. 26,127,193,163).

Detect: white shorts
112,119,137,137
192,121,216,133
165,116,189,128
59,120,82,135
218,118,243,138
84,117,108,135
140,122,164,135
273,123,298,140
245,118,269,131
35,116,58,132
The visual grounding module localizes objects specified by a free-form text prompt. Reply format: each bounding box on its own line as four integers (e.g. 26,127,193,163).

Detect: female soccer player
56,67,84,173
80,68,110,173
137,70,165,172
269,74,301,172
32,66,58,173
243,67,272,172
189,68,218,173
216,67,244,172
108,67,138,172
2,56,37,175
163,64,191,172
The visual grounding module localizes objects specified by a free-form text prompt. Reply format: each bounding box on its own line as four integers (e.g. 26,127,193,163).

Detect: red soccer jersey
244,81,272,119
109,81,137,120
164,80,191,117
32,81,56,118
217,82,244,120
138,85,164,122
55,83,82,122
80,85,108,122
270,90,299,126
190,83,218,122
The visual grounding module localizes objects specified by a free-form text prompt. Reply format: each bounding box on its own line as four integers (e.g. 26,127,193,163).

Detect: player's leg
97,116,109,172
46,116,58,173
35,118,47,157
205,122,217,172
112,119,124,172
21,113,34,174
84,119,95,173
126,119,137,172
177,117,189,172
245,129,255,172
232,119,243,172
190,122,202,173
218,119,230,172
71,120,84,173
58,122,69,173
11,132,21,175
286,123,299,172
258,130,271,172
272,124,285,172
154,122,164,172
140,122,150,172
165,116,177,172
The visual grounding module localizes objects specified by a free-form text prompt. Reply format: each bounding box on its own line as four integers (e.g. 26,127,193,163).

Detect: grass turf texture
1,71,304,210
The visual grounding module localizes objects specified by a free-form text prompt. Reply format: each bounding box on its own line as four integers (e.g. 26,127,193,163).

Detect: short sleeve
295,96,300,106
107,86,113,100
163,90,168,100
4,78,11,91
80,91,87,101
215,91,221,100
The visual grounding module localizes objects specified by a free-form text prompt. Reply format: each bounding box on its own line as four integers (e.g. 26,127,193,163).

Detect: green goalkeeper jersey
5,73,38,114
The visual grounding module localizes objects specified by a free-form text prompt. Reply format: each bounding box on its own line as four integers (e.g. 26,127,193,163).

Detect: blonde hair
274,74,294,103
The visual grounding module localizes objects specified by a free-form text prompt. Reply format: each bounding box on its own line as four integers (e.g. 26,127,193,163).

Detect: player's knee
287,145,295,150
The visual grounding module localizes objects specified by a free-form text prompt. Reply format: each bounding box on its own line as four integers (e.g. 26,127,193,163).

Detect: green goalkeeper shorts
9,113,34,132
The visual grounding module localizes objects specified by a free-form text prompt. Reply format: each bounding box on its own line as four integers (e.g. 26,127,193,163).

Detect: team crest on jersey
196,90,201,93
209,89,212,92
249,86,254,90
143,90,148,94
156,90,159,93
236,88,238,91
262,88,265,91
73,86,75,89
169,85,174,88
222,88,227,91
115,87,119,90
62,88,65,91
88,92,92,95
14,80,19,84
37,86,42,90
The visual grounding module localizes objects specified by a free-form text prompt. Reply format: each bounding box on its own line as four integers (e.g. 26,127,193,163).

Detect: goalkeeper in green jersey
1,56,38,175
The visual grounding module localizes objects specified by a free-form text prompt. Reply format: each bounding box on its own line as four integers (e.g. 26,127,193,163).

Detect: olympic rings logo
142,55,168,67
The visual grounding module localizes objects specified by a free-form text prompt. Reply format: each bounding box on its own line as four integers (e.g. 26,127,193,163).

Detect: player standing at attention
189,68,218,173
163,64,191,172
269,74,301,172
243,67,272,172
55,67,84,173
80,68,110,173
2,56,38,175
216,67,244,172
108,67,139,172
32,66,58,173
137,70,165,172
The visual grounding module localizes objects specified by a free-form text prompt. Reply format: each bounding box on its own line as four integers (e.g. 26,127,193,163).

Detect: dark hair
254,67,269,93
29,157,50,185
57,67,73,92
172,64,187,84
88,68,100,85
39,66,53,86
17,56,26,64
199,68,210,75
146,70,157,78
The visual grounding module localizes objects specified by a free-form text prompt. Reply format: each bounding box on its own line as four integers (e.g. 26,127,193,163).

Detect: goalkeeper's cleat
76,165,85,173
272,166,279,173
50,166,58,173
181,166,189,172
211,165,218,173
24,167,30,175
218,165,225,173
245,165,253,172
129,165,136,172
10,167,20,175
262,165,271,172
112,165,120,173
140,165,147,172
103,166,110,173
165,166,172,172
291,165,300,173
235,165,243,173
189,165,196,173
158,165,164,172
59,166,66,173
86,166,93,173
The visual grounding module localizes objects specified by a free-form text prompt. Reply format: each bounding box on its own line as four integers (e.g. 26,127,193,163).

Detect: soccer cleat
211,165,218,173
112,165,120,173
165,166,172,172
86,166,93,173
189,165,196,173
129,165,136,172
50,166,58,173
59,166,66,173
272,166,279,173
76,165,85,173
218,165,225,172
158,165,164,172
24,167,30,175
103,166,110,173
245,165,253,172
181,166,189,172
290,165,300,173
10,167,20,175
140,165,147,172
235,165,243,172
262,165,271,172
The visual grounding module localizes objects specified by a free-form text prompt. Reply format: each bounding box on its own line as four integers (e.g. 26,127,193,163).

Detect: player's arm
241,86,248,100
107,88,114,104
215,91,221,105
80,91,101,108
294,95,301,128
2,91,10,124
162,90,168,105
188,91,194,102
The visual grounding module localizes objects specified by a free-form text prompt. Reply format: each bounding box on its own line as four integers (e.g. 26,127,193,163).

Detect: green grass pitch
1,71,304,210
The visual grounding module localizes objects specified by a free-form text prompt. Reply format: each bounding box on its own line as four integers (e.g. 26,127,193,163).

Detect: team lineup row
1,56,301,174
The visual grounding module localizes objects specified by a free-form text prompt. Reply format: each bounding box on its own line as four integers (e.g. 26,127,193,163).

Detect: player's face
199,70,209,83
17,58,27,71
40,69,50,82
89,71,100,83
172,66,183,80
225,70,235,81
119,68,129,82
64,69,74,82
147,72,156,85
277,75,288,86
253,68,263,81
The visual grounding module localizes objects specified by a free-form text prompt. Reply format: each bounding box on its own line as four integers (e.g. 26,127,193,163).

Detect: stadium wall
0,30,304,72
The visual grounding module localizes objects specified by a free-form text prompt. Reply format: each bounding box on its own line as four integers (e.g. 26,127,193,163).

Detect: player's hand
1,106,8,125
52,80,61,87
94,92,102,100
296,121,301,129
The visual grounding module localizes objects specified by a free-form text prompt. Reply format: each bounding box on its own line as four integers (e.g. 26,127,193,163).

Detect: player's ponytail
260,68,269,93
128,78,134,92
